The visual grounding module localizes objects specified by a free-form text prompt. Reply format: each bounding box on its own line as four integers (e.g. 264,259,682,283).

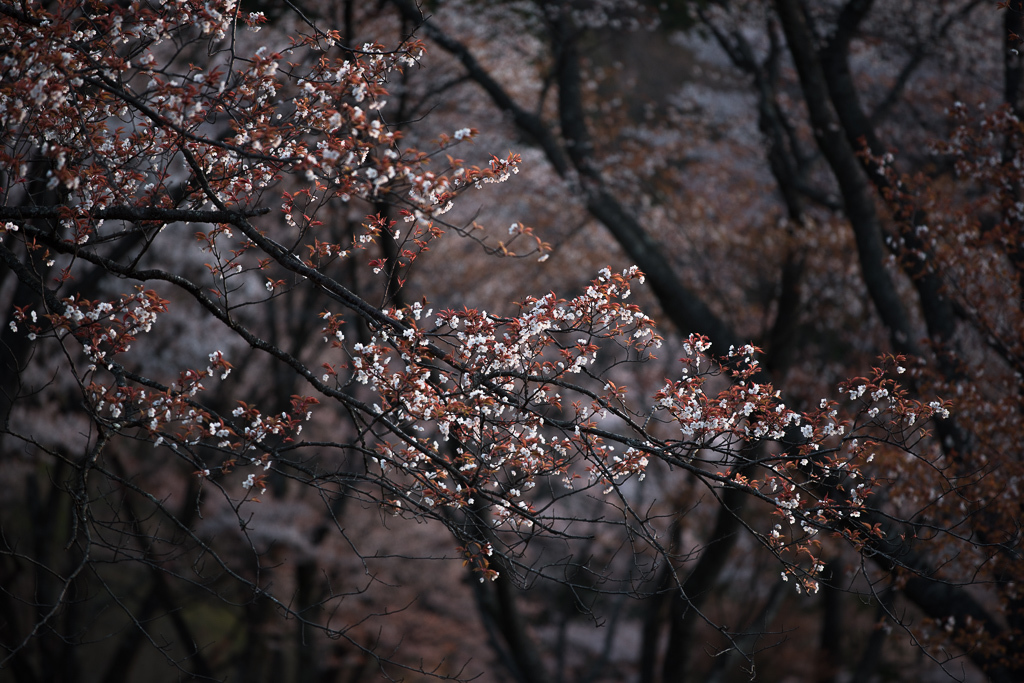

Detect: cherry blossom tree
379,0,1023,681
0,1,1018,683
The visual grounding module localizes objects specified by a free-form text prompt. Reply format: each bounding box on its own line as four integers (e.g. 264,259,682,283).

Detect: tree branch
0,205,270,224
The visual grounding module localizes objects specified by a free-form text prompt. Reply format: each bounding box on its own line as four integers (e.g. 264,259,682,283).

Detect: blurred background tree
1,1,1021,683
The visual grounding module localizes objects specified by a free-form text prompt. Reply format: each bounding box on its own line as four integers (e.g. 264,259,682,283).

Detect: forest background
1,1,1023,682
